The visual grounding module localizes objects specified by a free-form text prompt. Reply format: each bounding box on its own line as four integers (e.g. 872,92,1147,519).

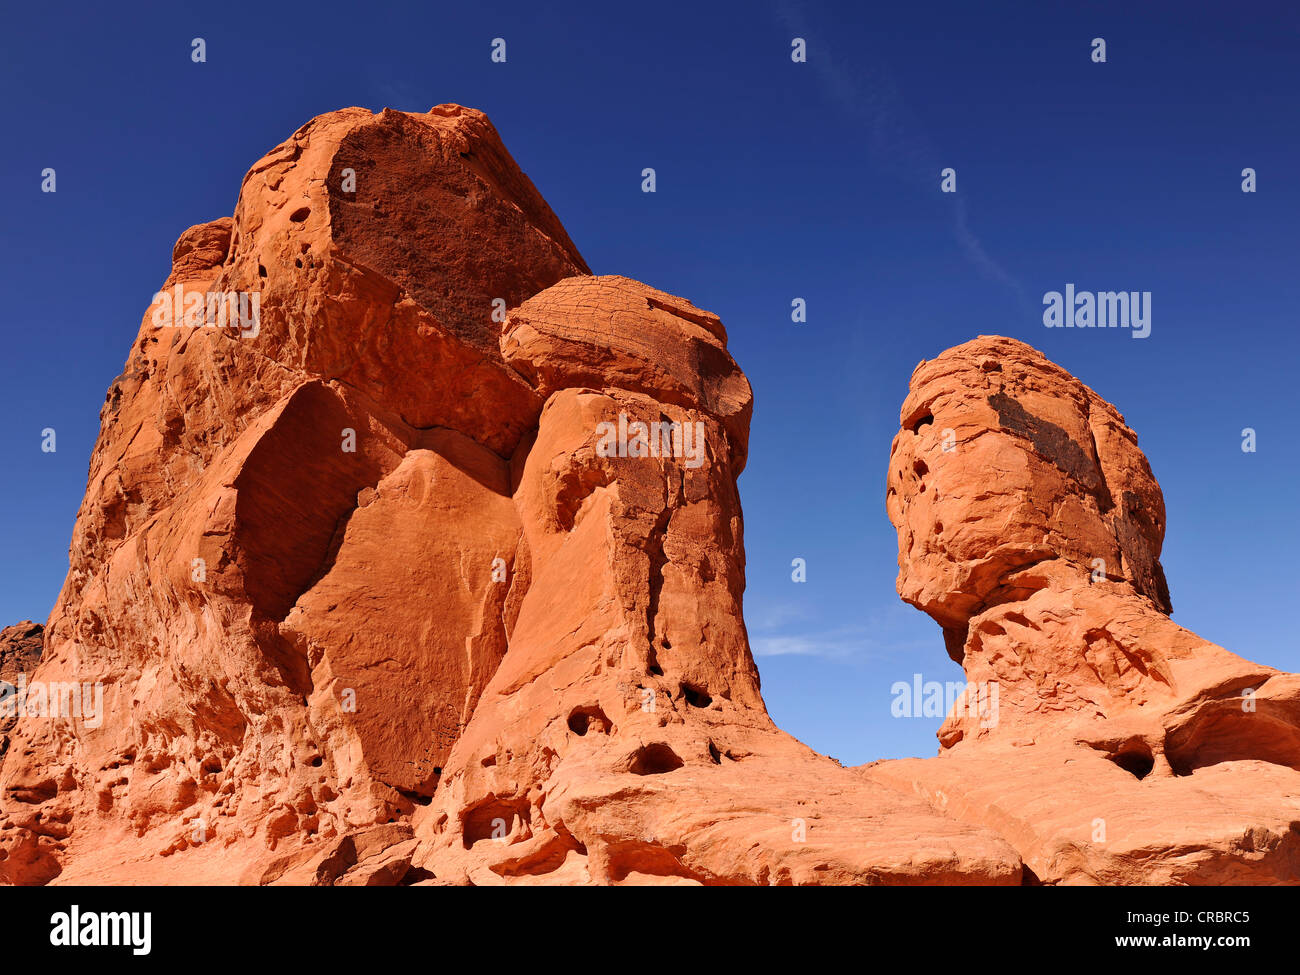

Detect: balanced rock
868,335,1300,884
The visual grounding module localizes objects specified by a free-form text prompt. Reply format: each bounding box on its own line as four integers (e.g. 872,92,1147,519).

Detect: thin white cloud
752,632,860,657
749,602,929,659
748,600,812,632
772,0,1028,309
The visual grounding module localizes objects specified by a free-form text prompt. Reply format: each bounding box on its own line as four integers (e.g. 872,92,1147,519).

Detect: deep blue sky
3,1,1296,764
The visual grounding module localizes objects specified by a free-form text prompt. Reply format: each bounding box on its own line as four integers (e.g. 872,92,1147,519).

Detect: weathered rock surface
2,107,1292,886
868,335,1300,884
0,623,43,684
0,622,44,747
410,277,1018,885
0,105,1020,886
0,104,590,885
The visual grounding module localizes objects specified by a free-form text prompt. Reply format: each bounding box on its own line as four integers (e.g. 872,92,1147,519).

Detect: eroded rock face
870,336,1300,885
886,337,1170,648
0,106,1022,886
0,105,588,884
5,107,1290,886
0,622,44,746
408,277,1023,886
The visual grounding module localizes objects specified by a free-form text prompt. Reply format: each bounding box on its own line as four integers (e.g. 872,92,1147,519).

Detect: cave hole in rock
398,788,433,808
681,683,712,708
629,743,684,776
462,797,530,848
646,642,664,677
1164,707,1300,775
567,704,611,737
1106,742,1155,780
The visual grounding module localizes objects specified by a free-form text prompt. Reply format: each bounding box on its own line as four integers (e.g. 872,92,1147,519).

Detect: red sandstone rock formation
0,105,1018,886
409,276,1018,885
0,105,589,884
868,336,1300,884
1,106,1293,886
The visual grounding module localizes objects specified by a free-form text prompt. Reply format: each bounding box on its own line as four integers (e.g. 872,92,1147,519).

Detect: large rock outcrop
3,105,1292,885
868,336,1300,884
0,104,587,884
0,106,1022,885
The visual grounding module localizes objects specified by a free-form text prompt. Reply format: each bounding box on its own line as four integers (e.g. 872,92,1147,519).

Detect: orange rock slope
0,106,1294,885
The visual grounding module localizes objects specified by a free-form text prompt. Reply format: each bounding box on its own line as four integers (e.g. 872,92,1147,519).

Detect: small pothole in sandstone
567,705,610,737
1106,744,1155,780
681,683,712,708
628,743,683,776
